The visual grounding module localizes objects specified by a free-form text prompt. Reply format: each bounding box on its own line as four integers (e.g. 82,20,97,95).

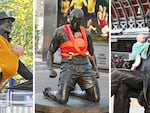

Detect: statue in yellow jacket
0,36,24,81
0,12,32,90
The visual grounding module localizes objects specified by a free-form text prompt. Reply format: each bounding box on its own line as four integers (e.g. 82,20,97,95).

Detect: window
111,40,136,52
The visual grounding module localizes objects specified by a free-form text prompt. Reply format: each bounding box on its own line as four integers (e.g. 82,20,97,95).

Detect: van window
111,40,136,52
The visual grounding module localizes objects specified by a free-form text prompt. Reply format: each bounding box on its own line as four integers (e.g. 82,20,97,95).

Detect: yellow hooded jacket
0,35,19,81
87,0,96,13
70,0,87,9
61,0,70,14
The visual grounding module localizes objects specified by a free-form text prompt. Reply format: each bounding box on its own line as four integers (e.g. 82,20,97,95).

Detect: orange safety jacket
59,25,89,59
0,35,19,80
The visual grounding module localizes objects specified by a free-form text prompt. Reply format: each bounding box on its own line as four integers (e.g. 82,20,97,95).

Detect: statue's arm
48,29,64,78
87,31,99,78
17,60,33,80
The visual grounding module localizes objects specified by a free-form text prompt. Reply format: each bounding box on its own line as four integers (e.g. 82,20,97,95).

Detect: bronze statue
111,42,150,113
43,9,100,104
0,12,33,90
111,9,150,113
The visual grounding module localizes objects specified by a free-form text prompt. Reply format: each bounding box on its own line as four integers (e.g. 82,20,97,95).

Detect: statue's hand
92,67,100,78
95,70,100,78
49,70,57,78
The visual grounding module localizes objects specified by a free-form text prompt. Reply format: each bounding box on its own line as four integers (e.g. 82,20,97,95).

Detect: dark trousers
111,69,147,113
44,61,100,104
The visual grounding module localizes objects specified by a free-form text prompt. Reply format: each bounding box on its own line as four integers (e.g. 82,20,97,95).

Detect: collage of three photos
0,0,150,113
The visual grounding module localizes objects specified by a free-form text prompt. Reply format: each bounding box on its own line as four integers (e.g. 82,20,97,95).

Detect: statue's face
0,19,13,33
70,17,81,31
69,9,84,31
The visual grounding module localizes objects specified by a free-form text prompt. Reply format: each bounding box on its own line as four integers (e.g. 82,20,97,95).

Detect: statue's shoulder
52,25,67,40
55,26,66,34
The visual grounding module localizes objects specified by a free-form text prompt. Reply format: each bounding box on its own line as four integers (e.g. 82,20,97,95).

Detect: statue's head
0,12,15,33
69,9,84,31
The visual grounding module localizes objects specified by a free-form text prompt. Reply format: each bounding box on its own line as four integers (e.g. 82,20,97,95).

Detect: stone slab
35,93,109,113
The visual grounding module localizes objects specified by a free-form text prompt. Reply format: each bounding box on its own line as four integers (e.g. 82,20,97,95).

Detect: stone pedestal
35,93,109,113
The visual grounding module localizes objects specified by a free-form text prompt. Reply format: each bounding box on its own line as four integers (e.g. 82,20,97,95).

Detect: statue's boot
43,87,57,101
43,85,71,104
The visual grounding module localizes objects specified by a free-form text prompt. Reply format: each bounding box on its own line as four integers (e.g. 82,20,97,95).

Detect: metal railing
0,92,33,113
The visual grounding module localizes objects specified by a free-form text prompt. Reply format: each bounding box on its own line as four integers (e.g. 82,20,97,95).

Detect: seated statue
111,33,150,113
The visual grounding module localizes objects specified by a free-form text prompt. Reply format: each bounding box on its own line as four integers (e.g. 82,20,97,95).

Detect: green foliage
0,0,33,69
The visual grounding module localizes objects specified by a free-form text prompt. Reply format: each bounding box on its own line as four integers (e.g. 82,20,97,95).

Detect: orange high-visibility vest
59,25,89,59
0,35,19,80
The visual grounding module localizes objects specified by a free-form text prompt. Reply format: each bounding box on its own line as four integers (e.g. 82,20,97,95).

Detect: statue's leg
111,69,143,96
144,68,150,113
72,71,100,102
43,84,72,104
111,70,122,96
147,87,150,111
113,84,130,113
85,83,100,102
43,87,57,101
57,84,72,104
71,83,100,102
144,87,150,113
43,68,75,104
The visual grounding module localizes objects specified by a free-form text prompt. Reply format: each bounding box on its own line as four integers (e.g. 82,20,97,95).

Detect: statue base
35,93,108,113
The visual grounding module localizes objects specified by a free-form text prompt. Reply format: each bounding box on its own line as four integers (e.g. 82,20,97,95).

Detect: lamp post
146,9,150,37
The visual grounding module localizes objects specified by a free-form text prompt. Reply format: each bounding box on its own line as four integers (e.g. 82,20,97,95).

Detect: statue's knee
93,95,100,102
58,96,68,104
58,98,68,104
91,88,100,102
117,85,129,100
